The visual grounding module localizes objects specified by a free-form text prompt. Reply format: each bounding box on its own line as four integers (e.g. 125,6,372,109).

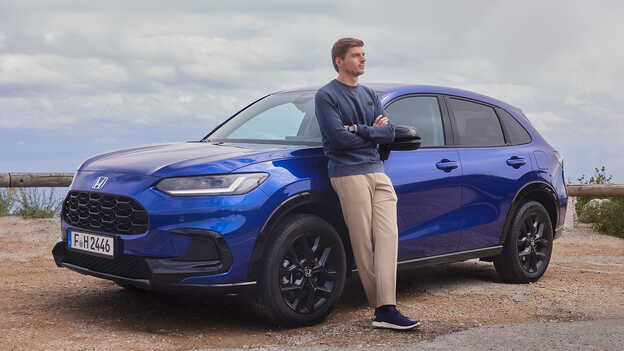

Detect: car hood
79,141,302,177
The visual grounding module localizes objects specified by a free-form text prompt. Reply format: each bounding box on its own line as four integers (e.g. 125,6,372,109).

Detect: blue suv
52,84,567,326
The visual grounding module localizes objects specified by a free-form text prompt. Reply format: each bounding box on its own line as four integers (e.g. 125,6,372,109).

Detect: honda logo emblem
92,176,108,190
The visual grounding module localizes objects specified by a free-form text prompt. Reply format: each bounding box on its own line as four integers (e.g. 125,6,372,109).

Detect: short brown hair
331,37,364,73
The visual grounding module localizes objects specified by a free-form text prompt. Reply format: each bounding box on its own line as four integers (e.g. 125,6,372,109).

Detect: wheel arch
499,181,559,245
247,192,353,281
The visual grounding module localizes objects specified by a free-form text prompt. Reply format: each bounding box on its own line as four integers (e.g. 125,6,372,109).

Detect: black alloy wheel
279,233,339,314
517,213,550,274
258,214,347,326
494,201,553,283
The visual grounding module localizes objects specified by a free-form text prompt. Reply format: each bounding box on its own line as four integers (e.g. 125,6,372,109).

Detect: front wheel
494,201,553,283
258,214,347,327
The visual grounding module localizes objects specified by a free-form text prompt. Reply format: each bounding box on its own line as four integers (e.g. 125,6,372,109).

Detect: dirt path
1,216,623,351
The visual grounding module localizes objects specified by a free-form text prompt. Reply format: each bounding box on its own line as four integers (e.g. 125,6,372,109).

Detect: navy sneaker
372,305,421,330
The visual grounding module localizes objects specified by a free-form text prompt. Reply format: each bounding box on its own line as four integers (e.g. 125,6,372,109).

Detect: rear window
497,108,531,145
449,98,505,147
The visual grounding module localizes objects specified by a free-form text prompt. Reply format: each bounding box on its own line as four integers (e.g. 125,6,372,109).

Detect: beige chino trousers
330,172,398,307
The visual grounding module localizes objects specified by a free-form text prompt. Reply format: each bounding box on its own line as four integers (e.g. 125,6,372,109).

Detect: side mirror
379,125,421,160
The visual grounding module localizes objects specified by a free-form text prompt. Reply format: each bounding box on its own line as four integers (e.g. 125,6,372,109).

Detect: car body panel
80,141,299,177
456,145,536,250
384,148,464,259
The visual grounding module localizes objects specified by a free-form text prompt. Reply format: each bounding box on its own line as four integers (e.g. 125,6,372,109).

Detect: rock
578,198,612,223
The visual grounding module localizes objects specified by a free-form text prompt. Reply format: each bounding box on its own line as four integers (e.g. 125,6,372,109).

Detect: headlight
155,173,268,196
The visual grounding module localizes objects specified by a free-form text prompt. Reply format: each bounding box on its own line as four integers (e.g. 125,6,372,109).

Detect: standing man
314,37,420,330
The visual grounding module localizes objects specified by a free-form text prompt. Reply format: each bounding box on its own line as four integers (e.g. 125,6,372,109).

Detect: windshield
207,91,322,144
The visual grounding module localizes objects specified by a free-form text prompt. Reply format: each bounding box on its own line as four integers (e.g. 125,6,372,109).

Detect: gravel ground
0,215,622,351
213,318,624,351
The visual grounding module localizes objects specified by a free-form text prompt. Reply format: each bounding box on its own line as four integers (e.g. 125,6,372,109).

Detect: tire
257,214,347,327
494,201,553,283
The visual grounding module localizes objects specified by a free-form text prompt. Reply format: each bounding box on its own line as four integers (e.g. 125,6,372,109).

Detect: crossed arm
315,91,395,150
344,115,389,132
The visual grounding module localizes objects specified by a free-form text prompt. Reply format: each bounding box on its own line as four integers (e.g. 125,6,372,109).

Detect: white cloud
525,111,569,133
0,0,623,180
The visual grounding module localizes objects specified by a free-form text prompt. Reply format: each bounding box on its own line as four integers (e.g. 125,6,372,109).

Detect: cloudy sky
1,0,623,182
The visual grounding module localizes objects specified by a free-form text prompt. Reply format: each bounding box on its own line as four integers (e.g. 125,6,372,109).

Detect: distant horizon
1,134,619,184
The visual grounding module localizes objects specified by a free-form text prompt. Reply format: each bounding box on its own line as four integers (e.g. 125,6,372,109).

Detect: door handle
506,156,527,168
436,159,459,172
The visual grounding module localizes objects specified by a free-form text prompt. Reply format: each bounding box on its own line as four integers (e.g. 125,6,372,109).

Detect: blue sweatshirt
314,79,395,177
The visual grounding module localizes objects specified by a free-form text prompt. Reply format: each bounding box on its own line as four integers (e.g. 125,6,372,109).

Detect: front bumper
52,231,256,295
61,171,273,285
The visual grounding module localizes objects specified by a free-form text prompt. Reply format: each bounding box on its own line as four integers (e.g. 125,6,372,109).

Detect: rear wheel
258,214,347,326
494,201,553,283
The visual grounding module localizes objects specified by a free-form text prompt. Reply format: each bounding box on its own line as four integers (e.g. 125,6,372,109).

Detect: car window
497,108,531,145
209,91,321,143
449,98,505,146
228,103,306,140
384,96,445,147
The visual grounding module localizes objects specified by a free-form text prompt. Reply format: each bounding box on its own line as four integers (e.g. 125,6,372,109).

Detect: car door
383,94,463,260
445,97,535,251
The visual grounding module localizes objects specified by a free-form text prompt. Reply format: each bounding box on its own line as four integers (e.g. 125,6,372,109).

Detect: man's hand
373,115,389,126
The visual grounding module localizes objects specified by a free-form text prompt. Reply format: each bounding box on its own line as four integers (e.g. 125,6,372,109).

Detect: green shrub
578,199,602,224
575,166,624,238
0,188,17,216
14,188,62,219
591,198,624,239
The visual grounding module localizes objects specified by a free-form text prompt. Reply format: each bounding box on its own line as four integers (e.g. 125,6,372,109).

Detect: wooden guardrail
0,173,74,188
567,184,624,197
0,173,623,196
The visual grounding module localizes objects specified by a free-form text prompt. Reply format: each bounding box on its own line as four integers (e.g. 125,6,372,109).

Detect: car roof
272,82,522,114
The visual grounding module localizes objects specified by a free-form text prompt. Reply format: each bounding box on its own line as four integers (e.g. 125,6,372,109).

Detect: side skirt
396,246,503,271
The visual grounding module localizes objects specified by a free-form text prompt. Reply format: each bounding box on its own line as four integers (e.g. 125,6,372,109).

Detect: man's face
336,46,366,76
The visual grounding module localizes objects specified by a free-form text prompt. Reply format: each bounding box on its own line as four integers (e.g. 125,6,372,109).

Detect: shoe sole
372,320,421,330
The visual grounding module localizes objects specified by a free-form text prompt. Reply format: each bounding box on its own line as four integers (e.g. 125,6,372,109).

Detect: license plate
67,230,115,258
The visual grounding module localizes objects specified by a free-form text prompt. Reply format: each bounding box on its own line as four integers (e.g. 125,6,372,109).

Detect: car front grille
64,248,152,280
63,191,148,235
